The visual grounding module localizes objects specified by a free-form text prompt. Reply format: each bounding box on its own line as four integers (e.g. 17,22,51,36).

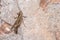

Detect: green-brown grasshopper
11,10,24,34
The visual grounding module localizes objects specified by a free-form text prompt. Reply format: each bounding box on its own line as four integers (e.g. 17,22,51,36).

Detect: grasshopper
0,10,25,34
11,10,24,34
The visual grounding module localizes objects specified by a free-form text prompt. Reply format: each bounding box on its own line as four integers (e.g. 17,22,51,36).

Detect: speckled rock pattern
0,0,60,40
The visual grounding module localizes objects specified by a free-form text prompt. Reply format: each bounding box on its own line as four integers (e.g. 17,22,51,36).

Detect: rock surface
0,0,60,40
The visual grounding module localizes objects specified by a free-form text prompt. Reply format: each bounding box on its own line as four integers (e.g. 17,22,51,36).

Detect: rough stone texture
0,0,60,40
55,31,60,40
